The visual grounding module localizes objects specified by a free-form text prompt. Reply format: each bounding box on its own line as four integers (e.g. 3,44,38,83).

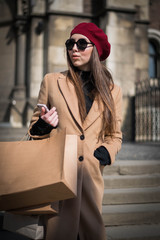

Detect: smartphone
37,103,49,113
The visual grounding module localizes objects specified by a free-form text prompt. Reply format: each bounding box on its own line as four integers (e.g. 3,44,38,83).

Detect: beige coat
29,71,122,240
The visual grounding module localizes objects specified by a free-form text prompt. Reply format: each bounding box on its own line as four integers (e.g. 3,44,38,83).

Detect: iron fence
135,78,160,141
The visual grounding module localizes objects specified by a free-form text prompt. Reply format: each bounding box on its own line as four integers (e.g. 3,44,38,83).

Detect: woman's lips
72,55,79,59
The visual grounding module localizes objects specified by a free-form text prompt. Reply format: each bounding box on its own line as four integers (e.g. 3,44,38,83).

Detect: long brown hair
66,46,116,141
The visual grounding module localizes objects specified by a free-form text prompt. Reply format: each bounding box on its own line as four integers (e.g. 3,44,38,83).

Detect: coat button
80,134,85,140
79,156,84,162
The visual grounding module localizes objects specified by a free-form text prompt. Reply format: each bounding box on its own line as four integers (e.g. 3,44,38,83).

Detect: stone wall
47,16,72,73
105,0,150,140
0,0,158,141
149,0,160,30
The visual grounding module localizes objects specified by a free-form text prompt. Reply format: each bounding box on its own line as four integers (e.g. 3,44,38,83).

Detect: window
148,29,160,79
149,42,157,78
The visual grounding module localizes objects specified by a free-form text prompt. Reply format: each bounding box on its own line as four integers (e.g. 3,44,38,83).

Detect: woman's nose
72,43,78,51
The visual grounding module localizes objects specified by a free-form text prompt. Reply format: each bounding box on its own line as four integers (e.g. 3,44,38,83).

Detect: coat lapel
57,72,83,129
83,97,103,130
57,72,103,131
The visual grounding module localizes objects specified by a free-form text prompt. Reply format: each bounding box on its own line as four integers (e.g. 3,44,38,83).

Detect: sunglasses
65,38,94,51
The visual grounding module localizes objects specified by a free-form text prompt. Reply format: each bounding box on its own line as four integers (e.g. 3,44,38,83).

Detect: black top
80,71,95,114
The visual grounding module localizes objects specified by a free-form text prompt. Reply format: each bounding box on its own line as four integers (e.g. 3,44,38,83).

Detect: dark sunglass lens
77,39,88,50
65,39,75,50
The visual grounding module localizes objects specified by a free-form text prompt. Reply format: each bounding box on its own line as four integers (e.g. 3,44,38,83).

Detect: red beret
70,22,111,61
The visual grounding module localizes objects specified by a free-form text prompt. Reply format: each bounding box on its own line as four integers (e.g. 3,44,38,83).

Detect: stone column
10,20,26,127
25,1,46,126
29,18,44,98
15,23,26,86
105,11,136,140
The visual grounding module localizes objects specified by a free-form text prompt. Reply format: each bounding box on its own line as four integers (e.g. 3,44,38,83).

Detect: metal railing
135,78,160,141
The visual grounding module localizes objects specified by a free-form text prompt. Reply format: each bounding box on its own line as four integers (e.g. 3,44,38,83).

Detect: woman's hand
40,106,59,127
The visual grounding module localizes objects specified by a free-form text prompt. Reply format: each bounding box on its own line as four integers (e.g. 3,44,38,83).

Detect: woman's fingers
50,115,59,127
41,106,59,127
42,110,58,123
40,107,46,117
46,107,56,116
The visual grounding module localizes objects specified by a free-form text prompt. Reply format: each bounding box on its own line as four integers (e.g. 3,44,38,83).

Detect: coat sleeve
101,85,123,164
28,74,50,139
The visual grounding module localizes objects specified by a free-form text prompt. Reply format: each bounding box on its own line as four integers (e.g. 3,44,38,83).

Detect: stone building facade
0,0,159,141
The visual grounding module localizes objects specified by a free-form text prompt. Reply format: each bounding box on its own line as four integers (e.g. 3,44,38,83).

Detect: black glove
94,146,111,166
30,117,56,136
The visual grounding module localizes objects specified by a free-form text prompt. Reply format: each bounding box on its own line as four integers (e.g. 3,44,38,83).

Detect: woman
29,22,122,240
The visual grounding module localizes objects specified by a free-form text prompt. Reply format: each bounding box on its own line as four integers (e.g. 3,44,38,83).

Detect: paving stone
102,203,160,225
106,224,160,240
103,187,160,204
104,173,160,188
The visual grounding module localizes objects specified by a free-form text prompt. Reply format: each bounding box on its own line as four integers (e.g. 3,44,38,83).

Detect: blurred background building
0,2,160,239
0,0,159,142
